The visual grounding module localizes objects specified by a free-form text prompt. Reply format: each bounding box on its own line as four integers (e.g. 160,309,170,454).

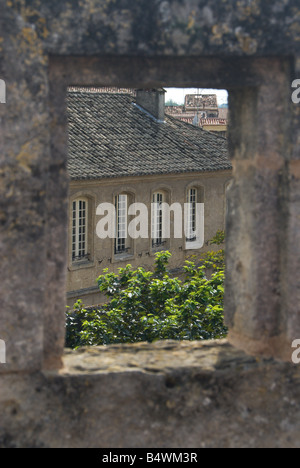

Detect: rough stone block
1,341,300,448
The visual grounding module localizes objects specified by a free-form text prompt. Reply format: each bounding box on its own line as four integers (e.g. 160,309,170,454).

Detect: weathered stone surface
1,0,300,449
4,0,299,57
1,341,300,448
225,65,296,360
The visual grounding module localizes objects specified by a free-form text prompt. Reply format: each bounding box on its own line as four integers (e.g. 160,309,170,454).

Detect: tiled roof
67,91,231,181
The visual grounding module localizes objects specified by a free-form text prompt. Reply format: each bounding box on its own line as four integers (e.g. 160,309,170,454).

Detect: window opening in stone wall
65,85,230,350
152,192,164,248
72,199,88,262
186,188,197,242
115,194,129,255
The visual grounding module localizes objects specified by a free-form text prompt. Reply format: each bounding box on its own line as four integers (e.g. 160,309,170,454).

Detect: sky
165,88,228,106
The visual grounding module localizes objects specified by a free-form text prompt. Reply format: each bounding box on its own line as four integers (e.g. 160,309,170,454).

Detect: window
185,186,204,250
113,192,135,259
152,192,165,248
72,199,89,261
186,188,197,242
115,194,129,254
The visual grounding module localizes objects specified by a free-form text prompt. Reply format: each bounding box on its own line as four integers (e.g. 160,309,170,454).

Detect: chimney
136,88,166,123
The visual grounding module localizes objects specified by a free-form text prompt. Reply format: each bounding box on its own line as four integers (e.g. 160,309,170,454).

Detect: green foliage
210,229,225,246
65,233,227,348
195,229,225,271
165,99,181,107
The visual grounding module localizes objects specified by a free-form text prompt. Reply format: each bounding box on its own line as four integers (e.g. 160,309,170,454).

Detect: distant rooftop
184,94,218,109
68,87,136,95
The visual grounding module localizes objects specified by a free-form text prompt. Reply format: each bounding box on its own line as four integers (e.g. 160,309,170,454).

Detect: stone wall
1,0,300,448
1,340,300,448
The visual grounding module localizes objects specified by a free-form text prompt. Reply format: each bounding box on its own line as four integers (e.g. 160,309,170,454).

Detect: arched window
186,188,197,242
152,192,164,248
115,194,128,254
72,198,89,261
185,186,204,250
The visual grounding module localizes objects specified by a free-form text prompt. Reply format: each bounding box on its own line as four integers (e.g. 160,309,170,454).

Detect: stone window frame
111,187,136,264
68,191,96,271
151,191,165,248
185,183,205,250
72,197,89,261
41,55,292,371
115,193,128,253
150,185,173,254
186,187,198,242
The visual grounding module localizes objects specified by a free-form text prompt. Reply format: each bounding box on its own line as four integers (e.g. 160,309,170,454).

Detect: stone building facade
67,88,231,305
166,93,219,119
165,93,227,136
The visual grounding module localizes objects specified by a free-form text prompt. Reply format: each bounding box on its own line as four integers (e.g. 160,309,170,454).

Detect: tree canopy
66,231,227,348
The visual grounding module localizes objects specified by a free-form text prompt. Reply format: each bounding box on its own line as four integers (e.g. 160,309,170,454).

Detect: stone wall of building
67,171,231,306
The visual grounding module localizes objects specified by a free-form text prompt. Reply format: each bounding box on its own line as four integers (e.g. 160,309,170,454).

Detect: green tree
165,99,180,107
65,233,227,348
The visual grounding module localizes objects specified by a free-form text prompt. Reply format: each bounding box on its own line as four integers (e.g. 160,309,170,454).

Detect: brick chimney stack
136,88,166,122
